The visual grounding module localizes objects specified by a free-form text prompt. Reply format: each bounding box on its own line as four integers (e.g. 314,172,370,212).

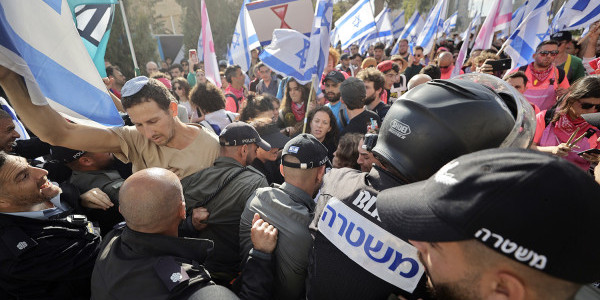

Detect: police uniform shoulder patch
154,256,190,291
0,226,38,257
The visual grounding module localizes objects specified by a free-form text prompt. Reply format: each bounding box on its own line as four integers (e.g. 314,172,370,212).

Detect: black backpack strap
557,67,565,84
518,65,528,72
225,93,240,112
544,107,556,127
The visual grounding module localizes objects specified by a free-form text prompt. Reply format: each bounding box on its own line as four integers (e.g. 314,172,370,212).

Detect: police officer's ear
486,271,526,300
78,156,94,167
316,165,326,183
178,201,186,221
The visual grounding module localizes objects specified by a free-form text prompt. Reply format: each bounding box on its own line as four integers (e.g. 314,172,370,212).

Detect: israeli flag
228,0,260,72
359,4,394,53
502,0,553,69
334,0,376,50
260,0,333,84
68,0,117,78
0,0,123,127
391,10,405,38
416,0,448,55
551,0,600,33
461,12,481,42
392,11,424,54
452,15,478,78
472,0,512,51
441,11,457,38
510,1,529,34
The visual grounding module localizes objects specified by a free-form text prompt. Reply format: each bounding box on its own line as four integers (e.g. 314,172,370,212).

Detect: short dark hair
414,46,424,52
106,66,119,77
374,42,385,50
356,68,385,93
535,40,559,52
504,71,528,86
349,53,362,60
189,81,226,113
420,65,441,80
224,65,241,84
168,63,183,72
122,78,173,111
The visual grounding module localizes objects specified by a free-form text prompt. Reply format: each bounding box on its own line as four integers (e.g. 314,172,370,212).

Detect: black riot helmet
372,73,535,183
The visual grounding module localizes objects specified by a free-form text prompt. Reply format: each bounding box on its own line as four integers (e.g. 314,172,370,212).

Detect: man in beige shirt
0,67,219,179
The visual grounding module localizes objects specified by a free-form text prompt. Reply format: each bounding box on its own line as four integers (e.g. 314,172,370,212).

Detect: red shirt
224,85,245,113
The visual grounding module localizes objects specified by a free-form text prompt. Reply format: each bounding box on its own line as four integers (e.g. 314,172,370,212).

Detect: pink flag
472,0,512,50
201,0,222,88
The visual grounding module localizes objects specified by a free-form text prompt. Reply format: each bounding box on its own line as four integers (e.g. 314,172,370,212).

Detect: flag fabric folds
334,0,376,50
551,0,600,33
259,0,333,84
416,0,448,55
441,11,457,38
502,0,552,69
0,0,123,127
392,11,424,54
68,0,117,78
359,4,394,53
200,0,221,87
452,15,478,78
228,0,260,72
391,10,405,38
473,0,512,50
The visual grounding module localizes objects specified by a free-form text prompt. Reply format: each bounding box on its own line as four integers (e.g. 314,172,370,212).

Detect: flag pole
302,74,318,134
118,0,140,75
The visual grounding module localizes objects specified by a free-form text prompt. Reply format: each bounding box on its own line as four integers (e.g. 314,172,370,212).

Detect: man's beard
418,252,480,300
364,94,377,106
325,92,341,103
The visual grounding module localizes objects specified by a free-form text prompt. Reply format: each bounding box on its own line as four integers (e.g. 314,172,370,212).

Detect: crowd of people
1,15,600,300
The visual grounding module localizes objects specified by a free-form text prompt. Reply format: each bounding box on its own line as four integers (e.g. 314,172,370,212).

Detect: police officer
180,121,270,284
307,74,536,299
239,133,329,300
0,152,101,299
91,168,278,300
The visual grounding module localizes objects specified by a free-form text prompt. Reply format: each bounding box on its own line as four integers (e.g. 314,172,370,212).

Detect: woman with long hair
532,75,600,170
277,78,312,136
172,77,192,119
306,106,339,161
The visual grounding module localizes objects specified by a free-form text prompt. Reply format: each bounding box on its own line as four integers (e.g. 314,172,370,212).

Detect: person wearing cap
377,60,400,104
323,70,351,130
338,77,380,137
240,133,329,300
251,120,290,185
357,68,390,121
179,122,270,284
0,67,220,180
0,152,102,299
377,148,600,300
91,168,278,300
307,74,533,300
551,31,586,85
508,40,570,111
336,53,353,76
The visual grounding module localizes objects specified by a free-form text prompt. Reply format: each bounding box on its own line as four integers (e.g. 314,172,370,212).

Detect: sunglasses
537,50,559,57
439,65,451,70
579,100,600,111
175,86,183,90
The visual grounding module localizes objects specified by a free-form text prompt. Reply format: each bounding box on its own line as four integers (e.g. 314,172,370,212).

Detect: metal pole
119,0,139,72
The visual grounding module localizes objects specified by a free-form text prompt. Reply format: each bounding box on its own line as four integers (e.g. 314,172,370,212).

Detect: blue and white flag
502,0,553,69
461,12,481,43
334,0,376,50
452,16,478,78
260,0,333,84
391,10,405,38
68,0,117,78
392,10,424,54
511,1,529,33
416,0,448,55
359,4,394,53
551,0,600,33
228,0,260,72
0,0,123,127
0,97,29,140
441,11,457,38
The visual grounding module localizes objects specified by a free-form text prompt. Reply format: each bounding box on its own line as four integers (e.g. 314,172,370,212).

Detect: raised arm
0,66,122,153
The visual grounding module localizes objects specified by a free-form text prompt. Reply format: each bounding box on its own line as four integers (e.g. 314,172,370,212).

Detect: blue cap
121,76,149,97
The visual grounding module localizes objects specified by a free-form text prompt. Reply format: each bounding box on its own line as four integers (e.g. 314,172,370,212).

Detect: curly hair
240,94,275,122
171,77,191,102
356,68,385,92
189,81,226,113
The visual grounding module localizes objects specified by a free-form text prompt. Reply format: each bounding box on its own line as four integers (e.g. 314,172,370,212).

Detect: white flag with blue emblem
392,11,424,54
359,4,394,53
416,0,448,55
391,10,405,38
228,0,260,72
510,1,529,34
551,0,600,33
441,11,457,38
502,0,552,69
0,0,122,127
334,0,376,50
260,0,333,84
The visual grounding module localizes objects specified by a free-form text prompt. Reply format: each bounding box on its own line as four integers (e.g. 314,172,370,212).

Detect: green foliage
176,0,239,61
105,1,160,78
402,0,434,19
